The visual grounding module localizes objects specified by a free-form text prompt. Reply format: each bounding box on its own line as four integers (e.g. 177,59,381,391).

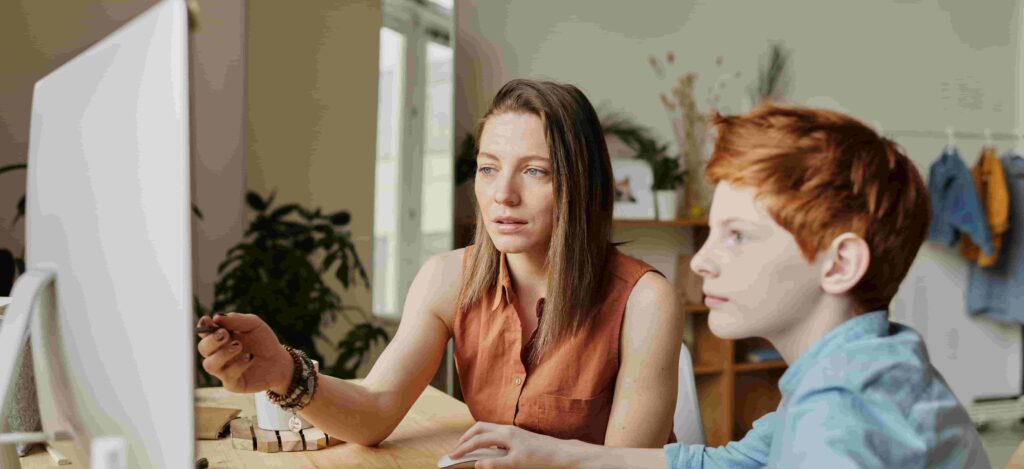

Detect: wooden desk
19,385,475,468
1008,437,1024,469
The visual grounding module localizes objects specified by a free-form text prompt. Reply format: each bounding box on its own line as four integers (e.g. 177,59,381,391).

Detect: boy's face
691,182,827,340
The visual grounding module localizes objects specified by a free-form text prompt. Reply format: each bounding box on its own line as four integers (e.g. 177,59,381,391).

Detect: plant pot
655,190,679,221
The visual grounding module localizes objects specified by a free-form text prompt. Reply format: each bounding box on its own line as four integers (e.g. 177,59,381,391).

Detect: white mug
0,296,9,327
254,359,318,431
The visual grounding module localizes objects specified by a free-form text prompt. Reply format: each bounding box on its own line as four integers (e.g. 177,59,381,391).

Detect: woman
197,79,684,447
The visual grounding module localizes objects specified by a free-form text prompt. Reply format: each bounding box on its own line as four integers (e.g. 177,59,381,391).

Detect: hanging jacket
927,146,993,256
967,152,1024,323
960,146,1009,266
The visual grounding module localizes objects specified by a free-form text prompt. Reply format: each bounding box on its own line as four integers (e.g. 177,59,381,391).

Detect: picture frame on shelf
610,157,655,220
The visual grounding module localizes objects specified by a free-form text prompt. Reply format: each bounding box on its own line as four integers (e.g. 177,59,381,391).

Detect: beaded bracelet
266,345,305,405
265,346,318,409
279,352,313,410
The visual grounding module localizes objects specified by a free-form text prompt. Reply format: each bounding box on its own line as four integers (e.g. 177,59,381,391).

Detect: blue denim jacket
663,311,989,468
967,153,1024,322
927,147,993,256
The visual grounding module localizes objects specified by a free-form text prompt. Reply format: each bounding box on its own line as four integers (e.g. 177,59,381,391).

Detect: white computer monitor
0,0,194,467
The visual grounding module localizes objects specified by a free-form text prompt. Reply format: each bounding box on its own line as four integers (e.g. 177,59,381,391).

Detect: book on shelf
745,347,782,363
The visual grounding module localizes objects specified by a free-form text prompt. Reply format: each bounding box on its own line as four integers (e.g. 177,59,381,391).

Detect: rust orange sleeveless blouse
453,247,658,444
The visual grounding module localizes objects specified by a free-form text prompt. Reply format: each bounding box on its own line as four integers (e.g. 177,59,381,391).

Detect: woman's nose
493,175,520,206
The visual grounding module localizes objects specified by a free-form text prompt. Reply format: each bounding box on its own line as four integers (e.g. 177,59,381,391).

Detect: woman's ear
820,233,870,295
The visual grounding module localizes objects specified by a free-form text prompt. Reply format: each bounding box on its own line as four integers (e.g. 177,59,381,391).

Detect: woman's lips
492,218,528,234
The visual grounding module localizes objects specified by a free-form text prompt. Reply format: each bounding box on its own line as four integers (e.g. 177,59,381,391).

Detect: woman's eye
478,166,495,176
525,168,548,177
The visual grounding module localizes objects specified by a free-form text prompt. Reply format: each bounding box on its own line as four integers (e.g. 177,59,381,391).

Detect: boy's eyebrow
717,216,759,226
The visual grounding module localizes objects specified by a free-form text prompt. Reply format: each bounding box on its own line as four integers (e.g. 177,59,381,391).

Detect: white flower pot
255,359,318,431
655,190,679,221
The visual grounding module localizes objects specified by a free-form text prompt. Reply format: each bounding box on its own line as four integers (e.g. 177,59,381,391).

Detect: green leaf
245,191,266,211
269,204,300,221
13,195,25,226
329,211,351,226
0,163,27,176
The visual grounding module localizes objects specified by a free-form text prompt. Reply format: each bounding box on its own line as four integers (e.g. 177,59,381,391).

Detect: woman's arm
447,422,668,469
295,248,465,446
603,271,685,447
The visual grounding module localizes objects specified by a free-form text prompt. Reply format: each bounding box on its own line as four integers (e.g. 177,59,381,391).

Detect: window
372,27,406,317
372,0,453,318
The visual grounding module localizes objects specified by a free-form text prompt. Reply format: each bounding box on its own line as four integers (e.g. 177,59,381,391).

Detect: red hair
706,104,930,313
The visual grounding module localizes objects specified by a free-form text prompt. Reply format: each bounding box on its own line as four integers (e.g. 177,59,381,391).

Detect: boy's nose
690,242,718,279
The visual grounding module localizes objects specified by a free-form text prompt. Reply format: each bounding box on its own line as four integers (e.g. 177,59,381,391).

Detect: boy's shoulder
793,323,938,414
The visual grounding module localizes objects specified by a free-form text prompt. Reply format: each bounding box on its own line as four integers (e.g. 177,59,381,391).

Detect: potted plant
601,114,685,220
748,42,792,106
646,151,685,221
195,190,389,386
0,162,27,295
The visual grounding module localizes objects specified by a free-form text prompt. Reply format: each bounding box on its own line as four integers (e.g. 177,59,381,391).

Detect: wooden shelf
460,218,709,228
693,365,725,376
684,303,709,313
613,218,708,228
734,360,787,373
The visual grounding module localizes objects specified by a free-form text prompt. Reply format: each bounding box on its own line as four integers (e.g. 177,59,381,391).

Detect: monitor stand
0,269,126,468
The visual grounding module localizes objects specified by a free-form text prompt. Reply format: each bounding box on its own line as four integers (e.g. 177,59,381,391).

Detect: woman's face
474,112,556,257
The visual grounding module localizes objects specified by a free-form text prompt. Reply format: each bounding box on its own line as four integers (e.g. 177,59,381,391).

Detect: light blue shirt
663,311,989,468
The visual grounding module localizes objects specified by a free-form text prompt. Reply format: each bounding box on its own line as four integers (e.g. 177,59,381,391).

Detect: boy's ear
820,233,871,295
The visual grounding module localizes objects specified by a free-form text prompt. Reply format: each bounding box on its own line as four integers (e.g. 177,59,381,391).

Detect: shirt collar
490,252,514,311
489,252,546,320
778,310,888,396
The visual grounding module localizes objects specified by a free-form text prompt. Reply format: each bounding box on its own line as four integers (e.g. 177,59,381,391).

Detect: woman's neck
505,249,549,301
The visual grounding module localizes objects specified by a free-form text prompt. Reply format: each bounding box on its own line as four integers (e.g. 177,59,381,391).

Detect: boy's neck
766,298,858,364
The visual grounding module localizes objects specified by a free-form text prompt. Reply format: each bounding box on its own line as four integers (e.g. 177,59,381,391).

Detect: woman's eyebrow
477,152,550,164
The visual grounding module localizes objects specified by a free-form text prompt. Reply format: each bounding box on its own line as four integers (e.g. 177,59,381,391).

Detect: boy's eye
726,230,745,246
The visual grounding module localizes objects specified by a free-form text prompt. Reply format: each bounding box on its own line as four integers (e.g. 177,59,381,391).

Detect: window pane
429,0,453,11
372,27,405,316
419,41,454,265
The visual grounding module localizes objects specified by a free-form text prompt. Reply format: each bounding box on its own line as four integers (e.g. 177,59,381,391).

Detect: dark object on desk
0,248,14,296
195,457,208,469
195,325,219,335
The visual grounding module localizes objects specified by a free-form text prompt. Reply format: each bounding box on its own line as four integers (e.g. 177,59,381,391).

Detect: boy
446,105,989,468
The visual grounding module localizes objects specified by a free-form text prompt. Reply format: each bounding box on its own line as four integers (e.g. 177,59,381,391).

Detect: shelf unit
616,218,787,447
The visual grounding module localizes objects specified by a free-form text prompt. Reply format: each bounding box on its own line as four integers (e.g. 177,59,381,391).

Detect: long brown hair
455,79,614,364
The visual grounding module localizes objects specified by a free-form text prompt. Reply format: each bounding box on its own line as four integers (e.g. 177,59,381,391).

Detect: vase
255,359,318,431
655,190,678,221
